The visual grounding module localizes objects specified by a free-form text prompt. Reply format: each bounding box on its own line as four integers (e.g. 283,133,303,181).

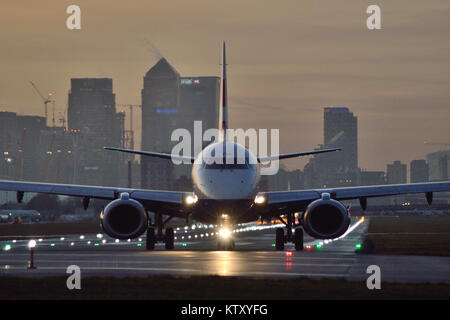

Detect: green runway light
355,243,362,250
182,243,187,247
271,243,276,247
50,243,55,247
316,244,322,249
137,243,142,247
3,244,12,251
94,243,100,247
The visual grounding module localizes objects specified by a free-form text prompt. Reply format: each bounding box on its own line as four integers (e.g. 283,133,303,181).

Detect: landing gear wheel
294,228,304,251
275,228,285,251
146,227,155,250
165,228,174,250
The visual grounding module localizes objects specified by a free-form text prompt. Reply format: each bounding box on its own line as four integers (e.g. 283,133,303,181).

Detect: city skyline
0,1,449,172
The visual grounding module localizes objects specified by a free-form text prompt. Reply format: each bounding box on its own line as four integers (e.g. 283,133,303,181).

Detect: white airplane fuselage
191,141,261,223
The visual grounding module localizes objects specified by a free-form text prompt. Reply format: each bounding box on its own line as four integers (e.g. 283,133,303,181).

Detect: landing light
218,228,232,239
254,195,266,205
185,194,198,205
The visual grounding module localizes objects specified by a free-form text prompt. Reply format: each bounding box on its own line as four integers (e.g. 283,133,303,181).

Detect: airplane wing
0,180,191,217
104,147,195,162
258,148,341,163
258,181,450,214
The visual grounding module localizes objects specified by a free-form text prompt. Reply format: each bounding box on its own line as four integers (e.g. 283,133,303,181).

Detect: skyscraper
386,160,407,184
305,107,358,188
427,150,449,182
324,107,358,171
410,159,429,183
141,58,181,190
140,59,220,190
68,78,124,186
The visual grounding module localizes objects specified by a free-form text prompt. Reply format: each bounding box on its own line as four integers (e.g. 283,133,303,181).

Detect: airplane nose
200,171,256,200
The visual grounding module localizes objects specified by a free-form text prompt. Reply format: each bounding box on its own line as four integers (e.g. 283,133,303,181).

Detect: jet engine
302,193,350,239
100,193,148,239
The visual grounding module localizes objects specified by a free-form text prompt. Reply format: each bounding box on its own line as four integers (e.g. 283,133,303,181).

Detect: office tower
304,107,358,188
410,159,429,183
68,78,124,186
141,58,220,190
324,107,358,170
386,160,407,184
427,150,449,181
141,58,180,190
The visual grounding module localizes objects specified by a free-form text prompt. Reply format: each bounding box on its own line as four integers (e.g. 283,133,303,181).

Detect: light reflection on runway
1,217,449,283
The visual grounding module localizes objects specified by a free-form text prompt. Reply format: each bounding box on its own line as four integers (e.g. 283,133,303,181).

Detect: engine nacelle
303,193,350,239
100,193,148,239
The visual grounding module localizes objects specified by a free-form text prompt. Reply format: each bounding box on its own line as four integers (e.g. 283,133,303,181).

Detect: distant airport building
141,58,220,190
68,78,125,187
410,159,429,183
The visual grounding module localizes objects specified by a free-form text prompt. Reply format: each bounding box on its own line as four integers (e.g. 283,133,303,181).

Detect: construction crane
29,81,53,126
117,104,141,151
424,141,450,146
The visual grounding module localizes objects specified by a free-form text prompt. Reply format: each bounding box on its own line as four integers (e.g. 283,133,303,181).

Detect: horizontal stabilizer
258,148,341,163
104,147,195,162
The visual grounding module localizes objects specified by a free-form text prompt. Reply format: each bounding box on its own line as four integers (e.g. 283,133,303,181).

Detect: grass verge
364,216,450,256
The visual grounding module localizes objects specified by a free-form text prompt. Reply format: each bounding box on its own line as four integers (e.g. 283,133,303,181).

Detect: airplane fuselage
191,141,260,223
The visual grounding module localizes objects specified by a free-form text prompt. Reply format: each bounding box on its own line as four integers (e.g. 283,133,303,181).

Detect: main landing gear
146,212,174,250
275,212,303,251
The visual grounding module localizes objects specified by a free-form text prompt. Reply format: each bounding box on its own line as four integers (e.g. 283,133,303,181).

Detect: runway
1,217,449,283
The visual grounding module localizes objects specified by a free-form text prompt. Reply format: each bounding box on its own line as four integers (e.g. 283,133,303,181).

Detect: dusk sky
1,0,449,173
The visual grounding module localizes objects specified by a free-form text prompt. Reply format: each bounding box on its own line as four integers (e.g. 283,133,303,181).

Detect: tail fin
219,40,228,141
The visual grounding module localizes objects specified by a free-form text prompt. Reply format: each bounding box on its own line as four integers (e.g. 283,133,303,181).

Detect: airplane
0,41,449,251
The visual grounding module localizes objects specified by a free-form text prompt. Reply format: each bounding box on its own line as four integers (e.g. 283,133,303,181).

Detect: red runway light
285,251,293,257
